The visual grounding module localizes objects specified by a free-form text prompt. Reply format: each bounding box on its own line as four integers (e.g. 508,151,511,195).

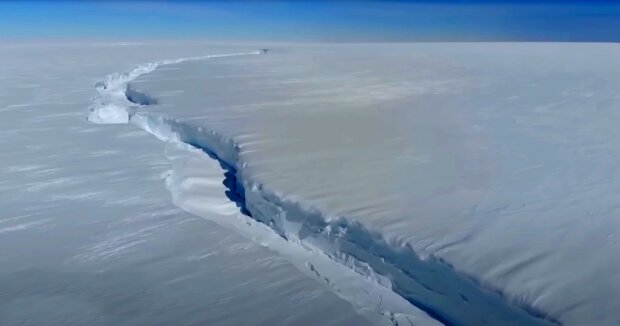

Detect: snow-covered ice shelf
89,46,444,326
0,42,376,326
90,42,620,325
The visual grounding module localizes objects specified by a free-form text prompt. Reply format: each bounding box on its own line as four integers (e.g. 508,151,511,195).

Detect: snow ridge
88,53,559,326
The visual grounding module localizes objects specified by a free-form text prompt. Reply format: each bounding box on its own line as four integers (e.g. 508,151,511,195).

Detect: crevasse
89,52,558,326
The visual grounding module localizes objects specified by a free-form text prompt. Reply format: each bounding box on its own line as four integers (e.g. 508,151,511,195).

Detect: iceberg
91,42,620,325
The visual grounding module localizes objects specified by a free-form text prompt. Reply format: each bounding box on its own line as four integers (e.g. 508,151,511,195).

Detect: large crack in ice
87,52,259,124
88,52,559,326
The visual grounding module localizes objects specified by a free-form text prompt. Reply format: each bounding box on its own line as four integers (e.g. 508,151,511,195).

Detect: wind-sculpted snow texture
0,42,373,326
115,43,620,326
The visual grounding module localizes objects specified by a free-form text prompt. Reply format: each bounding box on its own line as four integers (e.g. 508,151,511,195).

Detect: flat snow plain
106,43,620,325
0,42,381,326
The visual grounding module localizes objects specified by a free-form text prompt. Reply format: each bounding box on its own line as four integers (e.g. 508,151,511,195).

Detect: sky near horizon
1,1,619,42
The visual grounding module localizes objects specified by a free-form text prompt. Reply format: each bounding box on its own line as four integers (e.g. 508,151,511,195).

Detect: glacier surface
109,43,620,325
88,44,442,326
0,42,380,326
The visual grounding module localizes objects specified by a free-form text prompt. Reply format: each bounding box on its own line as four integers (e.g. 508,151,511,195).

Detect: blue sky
1,1,619,42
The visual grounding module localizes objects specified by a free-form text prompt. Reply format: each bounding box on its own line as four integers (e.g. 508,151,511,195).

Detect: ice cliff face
1,41,375,326
88,51,444,326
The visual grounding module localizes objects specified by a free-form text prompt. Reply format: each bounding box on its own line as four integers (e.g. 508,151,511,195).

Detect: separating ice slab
127,43,620,325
